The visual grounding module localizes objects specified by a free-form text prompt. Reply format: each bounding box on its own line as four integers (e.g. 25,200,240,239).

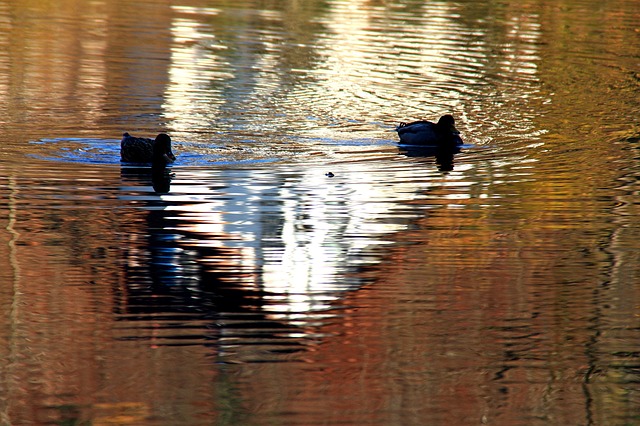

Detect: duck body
396,115,463,147
121,132,176,165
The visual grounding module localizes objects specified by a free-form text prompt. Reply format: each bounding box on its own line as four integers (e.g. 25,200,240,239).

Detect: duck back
397,121,440,145
396,118,463,147
121,132,154,162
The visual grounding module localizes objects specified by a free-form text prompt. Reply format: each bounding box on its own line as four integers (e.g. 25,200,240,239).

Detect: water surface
0,0,639,425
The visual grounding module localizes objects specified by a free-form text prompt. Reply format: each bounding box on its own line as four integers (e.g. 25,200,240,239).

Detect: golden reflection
158,0,546,150
309,0,476,121
1,0,110,130
2,175,21,426
164,12,226,136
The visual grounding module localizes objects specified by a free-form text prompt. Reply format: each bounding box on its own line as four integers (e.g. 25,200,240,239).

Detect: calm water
1,0,639,425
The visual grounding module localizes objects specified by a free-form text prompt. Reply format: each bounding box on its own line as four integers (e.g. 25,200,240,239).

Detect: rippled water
1,0,639,425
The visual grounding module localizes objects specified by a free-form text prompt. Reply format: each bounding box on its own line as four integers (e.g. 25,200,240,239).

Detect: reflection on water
0,0,639,424
150,163,424,320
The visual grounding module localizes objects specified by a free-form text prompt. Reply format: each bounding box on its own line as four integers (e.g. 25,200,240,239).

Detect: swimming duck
396,114,463,147
121,132,176,165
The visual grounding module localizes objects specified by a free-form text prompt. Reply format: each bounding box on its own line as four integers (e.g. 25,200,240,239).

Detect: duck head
437,114,463,145
437,115,459,134
152,133,176,165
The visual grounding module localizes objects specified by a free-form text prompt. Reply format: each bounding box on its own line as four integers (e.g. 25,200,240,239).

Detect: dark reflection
116,172,317,361
399,146,460,171
151,164,172,194
120,164,173,194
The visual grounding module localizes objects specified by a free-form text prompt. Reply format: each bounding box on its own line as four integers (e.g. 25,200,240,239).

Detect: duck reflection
399,145,460,171
151,165,172,193
120,165,173,194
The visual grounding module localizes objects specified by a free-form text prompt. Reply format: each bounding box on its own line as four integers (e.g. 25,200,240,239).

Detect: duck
396,114,463,147
120,132,176,165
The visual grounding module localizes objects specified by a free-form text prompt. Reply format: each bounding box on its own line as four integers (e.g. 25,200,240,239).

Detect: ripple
28,137,316,167
2,0,640,424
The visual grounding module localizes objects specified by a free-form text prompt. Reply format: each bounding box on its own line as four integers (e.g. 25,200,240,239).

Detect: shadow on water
35,137,403,360
121,164,173,194
151,167,173,194
398,145,463,172
121,200,309,359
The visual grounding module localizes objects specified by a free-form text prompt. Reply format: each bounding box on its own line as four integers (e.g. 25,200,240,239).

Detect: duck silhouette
396,115,463,147
121,132,176,165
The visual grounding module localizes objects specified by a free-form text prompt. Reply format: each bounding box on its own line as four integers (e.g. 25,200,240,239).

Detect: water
0,0,639,424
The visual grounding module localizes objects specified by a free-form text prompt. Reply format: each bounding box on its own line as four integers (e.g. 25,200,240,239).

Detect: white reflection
164,11,228,136
165,7,289,140
160,162,468,322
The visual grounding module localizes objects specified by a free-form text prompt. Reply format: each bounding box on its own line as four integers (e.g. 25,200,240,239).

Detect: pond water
1,0,639,424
